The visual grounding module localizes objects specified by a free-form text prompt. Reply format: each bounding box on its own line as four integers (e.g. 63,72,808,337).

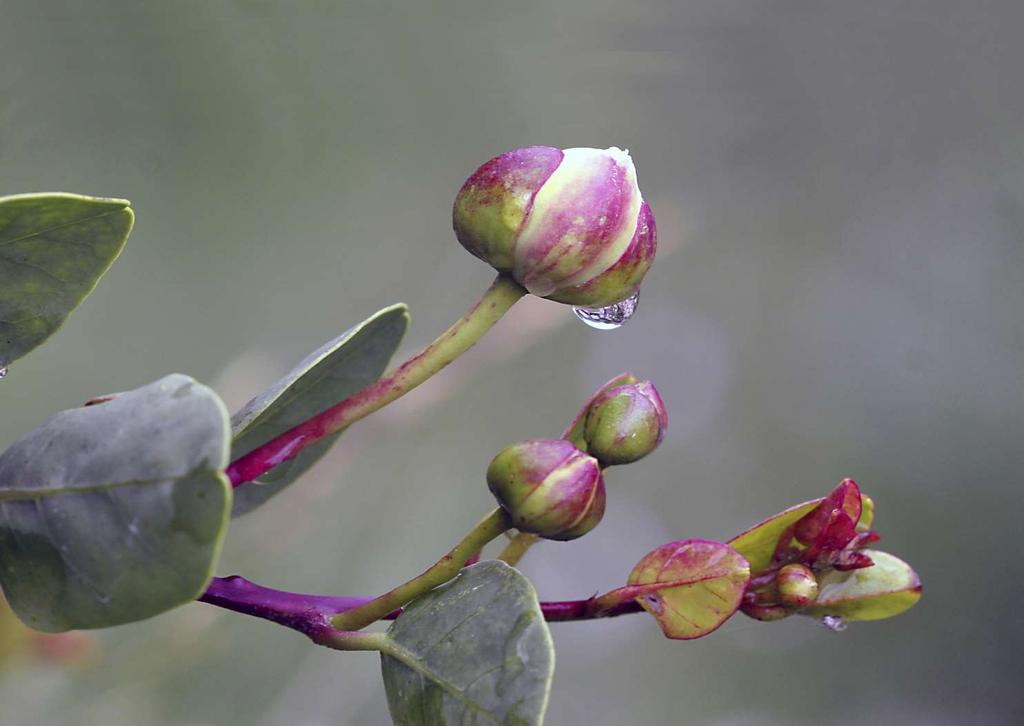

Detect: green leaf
0,374,231,632
804,550,922,622
381,561,554,726
0,193,133,369
230,304,409,516
728,493,875,574
627,539,750,640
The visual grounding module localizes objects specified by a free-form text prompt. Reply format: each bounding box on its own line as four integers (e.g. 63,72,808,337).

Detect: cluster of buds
454,146,656,307
730,478,921,625
486,374,668,541
590,479,921,641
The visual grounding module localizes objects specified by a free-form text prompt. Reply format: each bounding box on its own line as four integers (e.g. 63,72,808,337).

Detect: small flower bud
454,146,656,307
775,564,819,610
582,381,667,465
486,439,605,541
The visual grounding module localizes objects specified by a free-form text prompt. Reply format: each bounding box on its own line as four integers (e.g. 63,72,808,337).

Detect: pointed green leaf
230,304,409,516
804,550,922,621
627,539,750,640
381,561,554,726
0,374,231,632
0,193,133,369
729,493,875,574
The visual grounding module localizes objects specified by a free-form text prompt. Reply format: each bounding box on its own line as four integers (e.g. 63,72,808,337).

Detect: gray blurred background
1,1,1021,724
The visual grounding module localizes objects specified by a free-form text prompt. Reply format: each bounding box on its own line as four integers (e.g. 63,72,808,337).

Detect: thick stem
330,508,512,631
198,575,388,645
199,573,644,644
227,274,528,486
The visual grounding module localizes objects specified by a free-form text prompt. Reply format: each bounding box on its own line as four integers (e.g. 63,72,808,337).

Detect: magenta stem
198,575,642,644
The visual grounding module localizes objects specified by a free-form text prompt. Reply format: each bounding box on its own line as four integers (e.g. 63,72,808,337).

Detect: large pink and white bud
453,146,656,307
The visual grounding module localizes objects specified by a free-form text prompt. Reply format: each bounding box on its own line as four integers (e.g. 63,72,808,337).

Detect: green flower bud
454,146,656,307
486,439,605,541
775,563,819,610
582,380,667,465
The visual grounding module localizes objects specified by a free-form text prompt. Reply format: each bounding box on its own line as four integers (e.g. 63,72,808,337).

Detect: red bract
773,479,875,572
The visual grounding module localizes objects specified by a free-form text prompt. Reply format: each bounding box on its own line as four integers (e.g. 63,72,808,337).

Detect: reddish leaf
628,539,750,640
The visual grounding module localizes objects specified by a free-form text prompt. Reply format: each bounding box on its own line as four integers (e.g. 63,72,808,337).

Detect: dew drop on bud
572,290,640,330
821,615,847,632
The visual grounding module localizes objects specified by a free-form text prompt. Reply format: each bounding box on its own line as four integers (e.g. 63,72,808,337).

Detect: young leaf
381,560,554,726
0,374,231,632
627,539,750,640
230,304,409,516
0,193,133,370
804,550,922,621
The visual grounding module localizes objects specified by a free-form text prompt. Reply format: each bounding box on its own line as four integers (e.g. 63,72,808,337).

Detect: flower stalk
329,508,512,632
199,572,645,647
227,274,527,486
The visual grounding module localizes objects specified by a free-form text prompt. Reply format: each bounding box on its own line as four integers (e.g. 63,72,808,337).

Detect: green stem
316,630,390,652
228,274,529,486
497,531,539,566
330,508,512,631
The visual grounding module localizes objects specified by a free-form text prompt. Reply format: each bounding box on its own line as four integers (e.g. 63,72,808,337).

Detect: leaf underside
0,193,133,369
229,304,409,516
381,561,555,726
0,374,231,632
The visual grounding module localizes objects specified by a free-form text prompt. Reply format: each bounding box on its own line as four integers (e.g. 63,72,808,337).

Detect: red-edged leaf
804,550,922,621
627,539,750,640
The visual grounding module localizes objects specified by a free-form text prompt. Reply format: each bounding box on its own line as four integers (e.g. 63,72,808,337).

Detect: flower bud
582,380,667,465
486,439,605,541
454,146,656,307
775,563,819,610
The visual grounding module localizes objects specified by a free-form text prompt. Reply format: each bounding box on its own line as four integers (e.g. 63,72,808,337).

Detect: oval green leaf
381,560,554,726
230,304,409,516
627,539,750,640
804,550,922,622
729,492,876,574
0,374,231,632
0,193,133,370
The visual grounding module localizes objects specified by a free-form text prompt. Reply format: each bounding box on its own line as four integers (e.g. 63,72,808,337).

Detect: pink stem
199,575,642,643
226,274,526,487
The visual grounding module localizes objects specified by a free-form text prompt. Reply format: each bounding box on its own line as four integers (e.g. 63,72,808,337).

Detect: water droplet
0,367,7,380
821,615,847,632
572,291,640,330
641,593,664,614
